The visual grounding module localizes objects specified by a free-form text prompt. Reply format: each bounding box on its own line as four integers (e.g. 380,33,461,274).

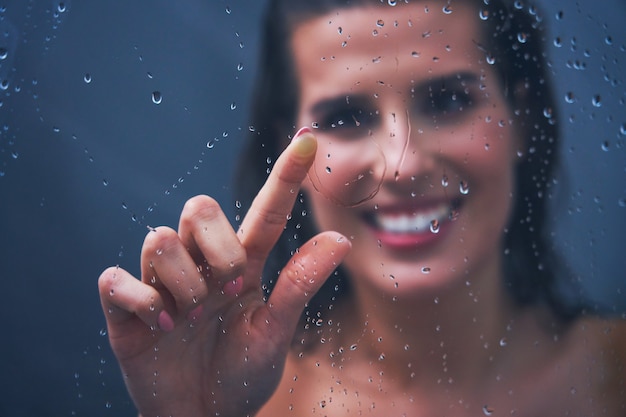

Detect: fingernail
292,127,316,157
157,310,175,332
223,276,244,297
293,126,312,139
187,305,203,321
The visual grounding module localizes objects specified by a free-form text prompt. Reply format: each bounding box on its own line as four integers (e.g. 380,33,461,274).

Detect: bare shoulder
567,314,626,355
564,315,626,409
256,314,626,417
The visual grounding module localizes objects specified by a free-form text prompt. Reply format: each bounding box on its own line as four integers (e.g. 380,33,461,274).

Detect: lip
363,198,461,250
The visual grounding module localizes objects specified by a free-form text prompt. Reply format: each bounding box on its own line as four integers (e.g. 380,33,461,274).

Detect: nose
376,108,436,183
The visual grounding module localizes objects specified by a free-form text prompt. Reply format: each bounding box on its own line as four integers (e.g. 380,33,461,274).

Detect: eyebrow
421,71,481,92
308,71,482,116
309,94,372,119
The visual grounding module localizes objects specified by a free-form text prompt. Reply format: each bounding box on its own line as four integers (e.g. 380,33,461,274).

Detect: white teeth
376,204,450,233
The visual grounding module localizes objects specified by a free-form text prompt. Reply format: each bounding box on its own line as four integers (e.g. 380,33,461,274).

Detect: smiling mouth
367,199,460,234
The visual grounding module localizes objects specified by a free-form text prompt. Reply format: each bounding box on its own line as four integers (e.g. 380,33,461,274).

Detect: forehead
290,3,488,95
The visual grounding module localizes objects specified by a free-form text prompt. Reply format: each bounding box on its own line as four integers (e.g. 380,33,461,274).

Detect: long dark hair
234,0,588,327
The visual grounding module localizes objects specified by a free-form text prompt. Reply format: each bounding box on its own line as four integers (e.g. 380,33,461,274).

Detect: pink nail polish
187,305,204,321
293,126,312,140
223,276,244,296
157,310,175,332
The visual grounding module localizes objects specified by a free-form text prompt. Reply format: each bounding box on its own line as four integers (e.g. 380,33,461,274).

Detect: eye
318,107,379,138
413,73,484,124
422,87,474,121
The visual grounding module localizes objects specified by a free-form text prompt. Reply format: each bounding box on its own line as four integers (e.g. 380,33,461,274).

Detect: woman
98,1,625,416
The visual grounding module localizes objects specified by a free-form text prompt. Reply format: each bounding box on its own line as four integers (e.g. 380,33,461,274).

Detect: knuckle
181,195,223,227
142,226,180,255
98,267,119,294
254,205,289,227
283,260,317,297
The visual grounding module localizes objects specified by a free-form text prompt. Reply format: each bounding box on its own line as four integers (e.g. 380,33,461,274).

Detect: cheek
307,138,386,207
443,118,518,175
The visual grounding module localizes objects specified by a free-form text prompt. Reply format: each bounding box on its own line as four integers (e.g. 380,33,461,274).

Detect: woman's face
291,3,522,297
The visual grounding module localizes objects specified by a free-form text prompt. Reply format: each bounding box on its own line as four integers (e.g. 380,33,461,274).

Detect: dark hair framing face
234,0,587,326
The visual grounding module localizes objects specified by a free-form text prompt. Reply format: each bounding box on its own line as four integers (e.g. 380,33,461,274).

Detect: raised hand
98,129,351,417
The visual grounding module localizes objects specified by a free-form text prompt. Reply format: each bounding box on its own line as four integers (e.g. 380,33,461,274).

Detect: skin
99,3,625,417
99,130,351,417
259,4,626,416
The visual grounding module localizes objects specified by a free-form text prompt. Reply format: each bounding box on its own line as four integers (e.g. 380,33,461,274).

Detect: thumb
263,231,351,337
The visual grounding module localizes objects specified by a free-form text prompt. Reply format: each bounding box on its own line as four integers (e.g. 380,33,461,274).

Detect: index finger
238,127,317,269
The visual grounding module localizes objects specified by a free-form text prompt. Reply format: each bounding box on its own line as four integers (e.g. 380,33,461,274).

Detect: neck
332,256,522,390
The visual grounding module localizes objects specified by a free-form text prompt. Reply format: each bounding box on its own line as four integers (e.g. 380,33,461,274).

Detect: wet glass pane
0,0,624,415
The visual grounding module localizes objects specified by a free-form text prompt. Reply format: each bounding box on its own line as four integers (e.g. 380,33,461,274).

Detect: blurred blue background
0,0,624,415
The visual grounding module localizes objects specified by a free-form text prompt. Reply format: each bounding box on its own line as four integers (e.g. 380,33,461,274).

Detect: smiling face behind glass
293,3,521,300
254,3,625,416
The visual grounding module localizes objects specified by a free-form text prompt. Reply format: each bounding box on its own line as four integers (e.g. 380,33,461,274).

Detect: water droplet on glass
57,2,67,13
237,62,244,71
421,267,431,274
325,166,332,174
605,36,613,46
430,220,440,234
376,19,385,27
230,102,237,110
442,5,452,14
486,54,495,65
592,95,602,107
601,141,610,152
564,92,575,104
543,107,553,119
411,51,421,58
441,175,449,187
83,73,92,83
151,91,162,104
459,180,469,195
102,179,109,186
0,48,8,60
482,405,494,416
479,9,489,20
